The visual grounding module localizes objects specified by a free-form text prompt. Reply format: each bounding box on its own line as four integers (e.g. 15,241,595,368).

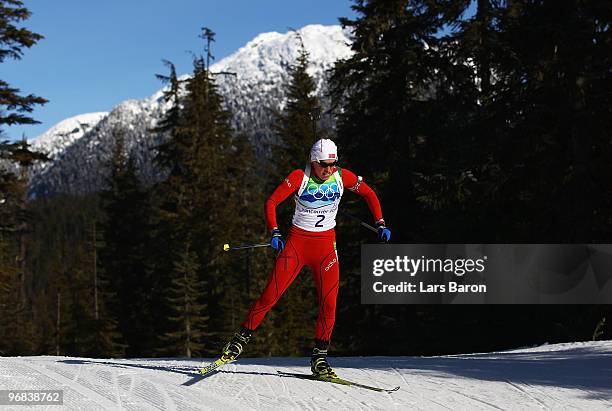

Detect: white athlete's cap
310,139,338,162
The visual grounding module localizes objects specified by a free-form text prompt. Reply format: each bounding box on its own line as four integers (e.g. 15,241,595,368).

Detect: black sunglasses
317,160,337,168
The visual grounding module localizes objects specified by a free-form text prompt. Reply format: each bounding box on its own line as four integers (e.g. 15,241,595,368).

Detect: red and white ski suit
242,166,383,342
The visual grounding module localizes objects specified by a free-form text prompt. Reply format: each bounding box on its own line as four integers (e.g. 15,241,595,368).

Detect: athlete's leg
310,240,340,343
242,235,304,331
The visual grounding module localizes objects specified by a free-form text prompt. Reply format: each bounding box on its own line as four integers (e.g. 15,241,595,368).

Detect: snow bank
1,340,610,410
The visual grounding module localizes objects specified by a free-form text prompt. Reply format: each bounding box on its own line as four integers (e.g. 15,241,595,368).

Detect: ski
198,357,234,376
277,371,400,393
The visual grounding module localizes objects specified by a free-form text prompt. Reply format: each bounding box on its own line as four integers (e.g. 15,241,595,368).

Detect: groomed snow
1,340,610,410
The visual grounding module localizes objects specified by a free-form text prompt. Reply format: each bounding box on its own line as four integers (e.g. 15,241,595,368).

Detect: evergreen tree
268,33,321,355
98,130,151,356
60,263,95,356
159,243,209,357
271,33,320,176
329,0,449,354
151,59,184,172
25,194,105,356
0,0,47,131
488,0,612,242
89,220,125,358
330,0,612,355
331,0,442,242
0,152,20,290
0,139,47,354
151,33,262,355
0,0,47,354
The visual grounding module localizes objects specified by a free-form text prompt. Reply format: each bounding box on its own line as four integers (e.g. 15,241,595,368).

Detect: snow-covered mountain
30,112,108,161
27,25,353,197
1,340,610,409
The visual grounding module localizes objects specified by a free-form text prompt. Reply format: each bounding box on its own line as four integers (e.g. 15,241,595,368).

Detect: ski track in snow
1,340,611,410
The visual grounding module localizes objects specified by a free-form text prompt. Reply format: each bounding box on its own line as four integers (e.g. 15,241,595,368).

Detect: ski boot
310,340,338,379
199,327,253,375
221,326,252,362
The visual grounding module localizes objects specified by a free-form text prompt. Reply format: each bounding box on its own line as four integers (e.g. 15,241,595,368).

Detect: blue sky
4,0,357,141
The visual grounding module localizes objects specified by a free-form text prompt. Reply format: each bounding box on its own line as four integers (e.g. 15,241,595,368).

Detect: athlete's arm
341,168,384,224
265,169,304,231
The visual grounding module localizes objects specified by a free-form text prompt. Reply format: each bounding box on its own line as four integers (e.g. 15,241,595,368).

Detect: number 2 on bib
315,215,325,227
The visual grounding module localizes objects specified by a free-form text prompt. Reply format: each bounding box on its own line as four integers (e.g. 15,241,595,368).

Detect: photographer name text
371,256,488,294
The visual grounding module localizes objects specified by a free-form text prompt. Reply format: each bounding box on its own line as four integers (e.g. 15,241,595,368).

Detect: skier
220,139,390,378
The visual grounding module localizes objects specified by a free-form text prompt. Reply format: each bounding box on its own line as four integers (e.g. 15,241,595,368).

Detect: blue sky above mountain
24,25,353,196
4,0,357,141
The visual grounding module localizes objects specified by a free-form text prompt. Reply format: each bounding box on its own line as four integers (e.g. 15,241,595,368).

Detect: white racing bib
292,164,344,232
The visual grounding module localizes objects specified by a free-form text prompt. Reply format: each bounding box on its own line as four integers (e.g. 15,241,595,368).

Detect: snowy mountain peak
29,112,108,158
146,25,352,128
27,25,353,196
212,24,352,79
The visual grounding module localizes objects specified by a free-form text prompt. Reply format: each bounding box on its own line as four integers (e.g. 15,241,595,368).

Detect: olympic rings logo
306,182,339,200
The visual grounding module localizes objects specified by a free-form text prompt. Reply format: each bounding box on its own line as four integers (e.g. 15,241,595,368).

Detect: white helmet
310,139,338,162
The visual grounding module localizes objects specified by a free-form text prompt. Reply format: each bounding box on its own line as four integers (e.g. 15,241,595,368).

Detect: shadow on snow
57,342,611,398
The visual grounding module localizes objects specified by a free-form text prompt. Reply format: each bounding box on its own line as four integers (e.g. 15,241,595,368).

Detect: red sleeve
265,169,304,231
341,168,384,224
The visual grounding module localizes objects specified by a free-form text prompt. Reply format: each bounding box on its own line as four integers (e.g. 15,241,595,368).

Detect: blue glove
270,228,285,251
376,221,391,243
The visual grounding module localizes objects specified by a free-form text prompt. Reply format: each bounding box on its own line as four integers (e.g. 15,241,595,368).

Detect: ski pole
338,210,379,234
223,242,270,252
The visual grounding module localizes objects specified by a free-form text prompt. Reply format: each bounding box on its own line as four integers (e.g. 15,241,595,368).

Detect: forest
1,0,610,358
